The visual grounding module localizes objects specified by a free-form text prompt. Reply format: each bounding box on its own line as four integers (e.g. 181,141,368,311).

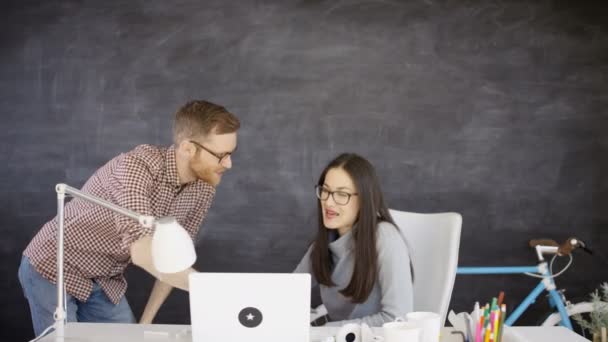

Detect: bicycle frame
457,262,573,330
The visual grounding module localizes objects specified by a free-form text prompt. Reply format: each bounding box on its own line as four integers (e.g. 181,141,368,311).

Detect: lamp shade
151,217,196,273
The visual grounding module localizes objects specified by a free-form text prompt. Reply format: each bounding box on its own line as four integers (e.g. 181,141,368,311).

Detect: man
18,100,239,336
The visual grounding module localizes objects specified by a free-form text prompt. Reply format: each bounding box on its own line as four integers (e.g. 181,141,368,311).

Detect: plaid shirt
24,145,215,304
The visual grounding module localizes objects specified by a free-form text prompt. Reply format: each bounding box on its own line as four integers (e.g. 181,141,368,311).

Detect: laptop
189,272,311,342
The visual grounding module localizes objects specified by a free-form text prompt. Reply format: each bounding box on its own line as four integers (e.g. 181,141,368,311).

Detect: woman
294,153,413,326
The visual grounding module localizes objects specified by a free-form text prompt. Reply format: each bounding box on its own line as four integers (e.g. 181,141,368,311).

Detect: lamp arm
55,184,155,227
52,183,154,341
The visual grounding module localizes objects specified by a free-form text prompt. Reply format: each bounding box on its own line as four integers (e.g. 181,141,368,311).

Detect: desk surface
38,323,589,342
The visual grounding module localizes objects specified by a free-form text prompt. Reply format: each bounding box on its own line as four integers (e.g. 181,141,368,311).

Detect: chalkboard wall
1,0,607,340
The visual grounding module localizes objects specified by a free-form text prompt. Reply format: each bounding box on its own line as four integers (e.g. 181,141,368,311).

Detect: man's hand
131,235,199,323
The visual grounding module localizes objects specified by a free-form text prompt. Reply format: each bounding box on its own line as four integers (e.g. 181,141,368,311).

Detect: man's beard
191,160,222,186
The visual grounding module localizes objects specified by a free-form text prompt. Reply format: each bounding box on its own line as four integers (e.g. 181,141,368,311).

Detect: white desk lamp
51,183,196,342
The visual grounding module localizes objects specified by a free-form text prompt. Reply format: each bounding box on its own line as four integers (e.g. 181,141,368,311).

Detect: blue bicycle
457,237,600,332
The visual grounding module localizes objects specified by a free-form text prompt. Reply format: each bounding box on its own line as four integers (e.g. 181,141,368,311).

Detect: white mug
383,318,420,342
405,312,441,342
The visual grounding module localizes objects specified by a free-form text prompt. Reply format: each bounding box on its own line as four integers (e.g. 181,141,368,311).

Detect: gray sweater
294,221,413,326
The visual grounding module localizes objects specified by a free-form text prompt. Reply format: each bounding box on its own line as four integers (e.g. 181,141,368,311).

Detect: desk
38,323,589,342
502,326,590,342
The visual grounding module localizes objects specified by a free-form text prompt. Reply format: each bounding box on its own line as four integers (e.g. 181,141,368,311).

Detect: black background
1,1,607,340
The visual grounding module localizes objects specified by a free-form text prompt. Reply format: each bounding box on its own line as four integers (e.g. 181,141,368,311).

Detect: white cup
405,312,441,342
382,318,420,342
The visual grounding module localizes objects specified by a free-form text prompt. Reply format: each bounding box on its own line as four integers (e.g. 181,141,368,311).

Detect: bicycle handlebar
529,237,590,256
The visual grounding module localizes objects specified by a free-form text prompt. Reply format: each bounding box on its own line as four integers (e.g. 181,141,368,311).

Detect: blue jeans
18,256,135,336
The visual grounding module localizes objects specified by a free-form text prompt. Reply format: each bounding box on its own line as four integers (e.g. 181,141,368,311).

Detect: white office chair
389,209,462,324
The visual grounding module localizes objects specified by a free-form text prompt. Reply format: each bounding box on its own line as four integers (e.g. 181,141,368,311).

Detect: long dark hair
310,153,396,303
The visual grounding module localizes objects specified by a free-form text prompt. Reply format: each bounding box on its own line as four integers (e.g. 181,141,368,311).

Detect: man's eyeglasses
315,185,358,206
189,140,233,165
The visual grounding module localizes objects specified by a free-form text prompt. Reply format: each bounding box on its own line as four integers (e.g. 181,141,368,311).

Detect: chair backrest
389,209,462,324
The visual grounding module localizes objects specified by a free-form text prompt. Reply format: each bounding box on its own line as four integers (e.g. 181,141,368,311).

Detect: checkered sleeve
108,154,155,254
182,185,215,240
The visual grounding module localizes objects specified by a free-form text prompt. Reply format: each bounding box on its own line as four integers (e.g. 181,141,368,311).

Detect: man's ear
177,140,196,158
